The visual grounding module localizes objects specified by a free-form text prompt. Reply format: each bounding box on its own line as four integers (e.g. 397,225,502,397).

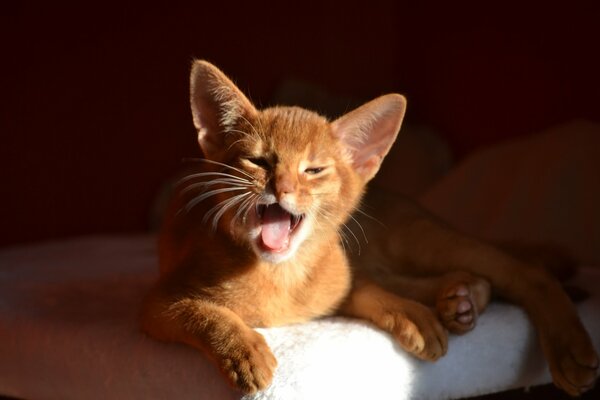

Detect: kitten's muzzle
257,203,304,229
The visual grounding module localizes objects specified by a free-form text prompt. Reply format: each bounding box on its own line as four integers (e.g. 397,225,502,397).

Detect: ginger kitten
141,60,598,396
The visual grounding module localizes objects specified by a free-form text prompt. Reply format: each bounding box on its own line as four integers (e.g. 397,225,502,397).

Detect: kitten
141,60,598,395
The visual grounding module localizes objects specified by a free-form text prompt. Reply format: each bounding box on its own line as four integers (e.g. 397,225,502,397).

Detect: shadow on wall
1,2,599,246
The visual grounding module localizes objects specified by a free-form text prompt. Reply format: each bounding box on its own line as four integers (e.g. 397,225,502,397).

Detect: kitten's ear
190,60,258,158
331,94,406,182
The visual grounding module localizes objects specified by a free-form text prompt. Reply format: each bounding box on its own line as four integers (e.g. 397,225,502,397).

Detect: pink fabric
420,120,600,265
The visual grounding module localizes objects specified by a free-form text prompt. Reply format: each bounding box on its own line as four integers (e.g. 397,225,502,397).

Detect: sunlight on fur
140,60,598,396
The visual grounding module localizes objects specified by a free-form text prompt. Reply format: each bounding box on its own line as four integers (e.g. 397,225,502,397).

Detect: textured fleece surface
1,235,599,400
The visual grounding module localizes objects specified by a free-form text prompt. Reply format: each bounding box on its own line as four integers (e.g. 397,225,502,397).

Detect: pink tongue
261,205,292,251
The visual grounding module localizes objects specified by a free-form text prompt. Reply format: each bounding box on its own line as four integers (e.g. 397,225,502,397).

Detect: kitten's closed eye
247,157,271,170
304,167,325,175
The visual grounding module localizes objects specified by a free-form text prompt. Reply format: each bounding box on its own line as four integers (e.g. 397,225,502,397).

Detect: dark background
1,1,599,247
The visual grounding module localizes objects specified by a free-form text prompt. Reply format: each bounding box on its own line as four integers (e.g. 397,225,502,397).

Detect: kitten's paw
544,330,599,396
436,272,491,335
219,330,277,394
382,302,448,361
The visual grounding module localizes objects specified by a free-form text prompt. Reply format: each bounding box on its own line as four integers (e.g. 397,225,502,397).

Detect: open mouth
257,203,304,253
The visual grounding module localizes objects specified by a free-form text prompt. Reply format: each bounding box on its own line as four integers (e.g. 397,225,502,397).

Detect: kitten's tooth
290,214,303,230
256,204,265,219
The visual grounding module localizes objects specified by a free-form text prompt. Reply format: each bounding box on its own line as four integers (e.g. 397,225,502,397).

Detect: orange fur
141,60,598,395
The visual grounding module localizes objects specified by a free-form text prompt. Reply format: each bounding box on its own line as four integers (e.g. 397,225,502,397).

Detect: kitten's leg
339,276,448,361
377,272,491,334
141,286,277,394
385,217,598,396
497,241,578,282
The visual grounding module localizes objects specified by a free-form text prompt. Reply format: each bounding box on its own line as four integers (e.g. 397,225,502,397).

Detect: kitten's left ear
331,94,407,182
190,60,258,159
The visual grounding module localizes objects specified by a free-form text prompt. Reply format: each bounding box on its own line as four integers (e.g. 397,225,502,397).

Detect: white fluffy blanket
0,235,599,400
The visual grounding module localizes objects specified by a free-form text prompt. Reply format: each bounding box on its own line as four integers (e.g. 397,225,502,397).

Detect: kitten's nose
275,173,297,199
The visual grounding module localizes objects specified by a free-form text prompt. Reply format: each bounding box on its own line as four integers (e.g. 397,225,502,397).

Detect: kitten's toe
384,304,448,361
437,283,477,334
219,330,277,394
436,273,490,335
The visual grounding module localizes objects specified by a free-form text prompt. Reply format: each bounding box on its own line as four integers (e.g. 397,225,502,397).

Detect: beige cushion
420,120,600,265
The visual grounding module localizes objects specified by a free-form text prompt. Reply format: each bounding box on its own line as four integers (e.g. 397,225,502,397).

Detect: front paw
218,330,278,394
544,331,599,396
381,302,448,361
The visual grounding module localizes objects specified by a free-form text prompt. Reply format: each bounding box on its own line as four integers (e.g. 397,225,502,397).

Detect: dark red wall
1,2,599,246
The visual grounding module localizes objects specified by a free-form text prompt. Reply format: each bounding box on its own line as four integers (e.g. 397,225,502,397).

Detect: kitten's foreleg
370,271,490,334
339,276,448,361
141,287,277,394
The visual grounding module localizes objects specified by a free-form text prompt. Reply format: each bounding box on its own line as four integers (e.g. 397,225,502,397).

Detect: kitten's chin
254,245,298,264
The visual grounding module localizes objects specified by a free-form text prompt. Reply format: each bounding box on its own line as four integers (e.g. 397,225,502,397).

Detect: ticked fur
142,60,598,396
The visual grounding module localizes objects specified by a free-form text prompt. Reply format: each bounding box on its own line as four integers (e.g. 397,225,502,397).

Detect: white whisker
348,214,368,244
355,207,386,228
181,179,253,195
231,194,257,230
254,114,266,137
226,137,248,152
176,171,251,187
337,229,351,253
308,208,341,254
308,207,356,254
238,115,261,137
204,192,251,231
341,223,361,255
184,187,249,213
187,158,256,180
241,195,257,224
338,231,348,253
225,128,253,138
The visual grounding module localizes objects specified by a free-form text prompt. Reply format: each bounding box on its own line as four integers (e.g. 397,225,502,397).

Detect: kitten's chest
230,249,352,327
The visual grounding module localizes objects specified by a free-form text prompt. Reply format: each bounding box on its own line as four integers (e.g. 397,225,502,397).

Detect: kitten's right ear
190,60,258,158
331,94,406,183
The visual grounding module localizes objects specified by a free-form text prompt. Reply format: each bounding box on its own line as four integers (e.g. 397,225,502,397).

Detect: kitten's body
157,189,351,327
142,60,598,396
155,106,356,328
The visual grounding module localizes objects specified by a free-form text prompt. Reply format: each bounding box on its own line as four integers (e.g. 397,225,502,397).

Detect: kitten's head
187,60,406,263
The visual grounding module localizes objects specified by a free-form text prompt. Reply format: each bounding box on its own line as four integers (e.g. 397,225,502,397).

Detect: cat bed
1,234,599,400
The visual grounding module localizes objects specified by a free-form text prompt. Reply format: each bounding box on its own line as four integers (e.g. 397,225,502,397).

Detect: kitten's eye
247,157,270,169
305,167,325,175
